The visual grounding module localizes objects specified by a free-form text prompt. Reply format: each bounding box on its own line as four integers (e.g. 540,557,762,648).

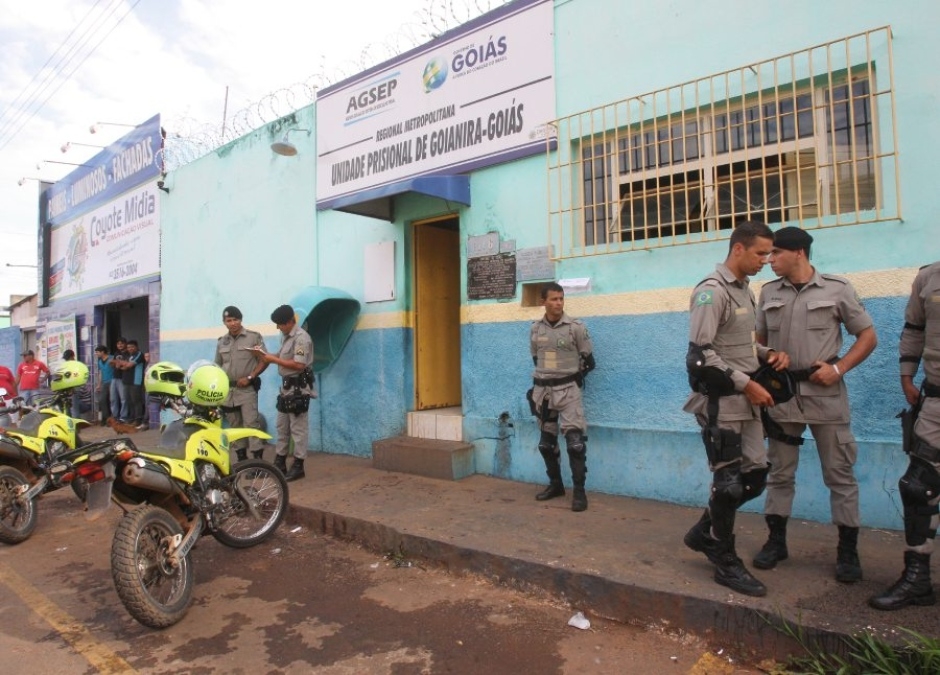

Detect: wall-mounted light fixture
36,160,91,171
89,121,137,134
271,128,311,157
61,141,105,154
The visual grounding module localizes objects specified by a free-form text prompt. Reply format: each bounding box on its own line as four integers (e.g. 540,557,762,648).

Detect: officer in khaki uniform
754,227,877,583
870,262,940,610
214,306,268,461
254,304,315,482
530,282,595,512
683,221,789,598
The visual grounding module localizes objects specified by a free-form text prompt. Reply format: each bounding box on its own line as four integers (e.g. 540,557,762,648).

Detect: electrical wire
0,0,143,153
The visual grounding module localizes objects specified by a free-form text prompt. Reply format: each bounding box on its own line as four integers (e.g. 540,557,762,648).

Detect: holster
526,388,538,417
898,390,924,455
276,391,310,414
702,426,743,466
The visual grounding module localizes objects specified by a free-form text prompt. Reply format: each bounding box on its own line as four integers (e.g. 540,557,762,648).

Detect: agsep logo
422,56,448,92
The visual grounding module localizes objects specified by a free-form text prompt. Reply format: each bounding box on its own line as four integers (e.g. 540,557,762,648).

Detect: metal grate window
546,27,899,259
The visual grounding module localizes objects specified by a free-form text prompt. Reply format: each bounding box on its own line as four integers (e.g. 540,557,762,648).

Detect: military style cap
773,226,813,252
222,305,243,320
270,304,295,324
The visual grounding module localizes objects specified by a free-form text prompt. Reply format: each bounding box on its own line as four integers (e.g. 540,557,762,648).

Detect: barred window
548,27,899,258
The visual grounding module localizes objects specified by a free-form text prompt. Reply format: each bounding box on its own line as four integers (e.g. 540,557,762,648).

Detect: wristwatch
247,374,254,381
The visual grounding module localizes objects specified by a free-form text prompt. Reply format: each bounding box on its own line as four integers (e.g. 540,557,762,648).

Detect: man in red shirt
16,350,50,405
0,364,16,397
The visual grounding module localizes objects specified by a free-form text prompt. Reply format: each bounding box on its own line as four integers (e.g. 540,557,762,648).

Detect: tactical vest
702,272,760,375
532,318,581,378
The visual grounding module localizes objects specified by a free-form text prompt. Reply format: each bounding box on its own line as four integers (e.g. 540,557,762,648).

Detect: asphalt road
0,488,765,674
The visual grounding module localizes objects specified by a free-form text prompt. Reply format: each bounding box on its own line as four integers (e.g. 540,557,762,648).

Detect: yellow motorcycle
0,362,92,544
52,361,288,629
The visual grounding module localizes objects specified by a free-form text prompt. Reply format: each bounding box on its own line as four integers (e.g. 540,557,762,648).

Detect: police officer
754,227,877,583
214,306,268,462
683,220,789,597
530,282,595,512
870,262,940,610
254,304,314,482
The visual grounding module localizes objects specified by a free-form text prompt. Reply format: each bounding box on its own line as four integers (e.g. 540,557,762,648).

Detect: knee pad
538,430,558,457
740,465,770,505
710,465,743,510
564,429,586,456
900,458,940,546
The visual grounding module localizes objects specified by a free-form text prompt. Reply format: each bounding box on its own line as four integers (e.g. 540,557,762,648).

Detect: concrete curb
287,503,852,661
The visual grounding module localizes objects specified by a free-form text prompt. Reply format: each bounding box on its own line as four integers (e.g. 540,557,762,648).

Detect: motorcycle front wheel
211,459,288,549
111,505,194,629
0,466,38,545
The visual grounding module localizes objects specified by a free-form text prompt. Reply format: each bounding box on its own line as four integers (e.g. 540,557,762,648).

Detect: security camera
89,124,98,134
60,143,70,153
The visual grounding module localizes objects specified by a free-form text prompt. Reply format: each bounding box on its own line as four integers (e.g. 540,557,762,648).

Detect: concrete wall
157,0,940,530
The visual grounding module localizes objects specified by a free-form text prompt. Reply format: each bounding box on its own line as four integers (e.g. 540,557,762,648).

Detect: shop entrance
413,216,461,410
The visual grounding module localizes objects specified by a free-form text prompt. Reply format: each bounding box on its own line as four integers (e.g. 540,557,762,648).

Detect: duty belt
532,372,583,387
923,381,940,398
912,438,940,464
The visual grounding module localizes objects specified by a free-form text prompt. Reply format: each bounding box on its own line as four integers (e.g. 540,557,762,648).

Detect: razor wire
160,0,511,172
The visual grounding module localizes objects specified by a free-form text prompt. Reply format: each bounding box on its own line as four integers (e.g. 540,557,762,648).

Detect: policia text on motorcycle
528,282,596,512
682,220,791,598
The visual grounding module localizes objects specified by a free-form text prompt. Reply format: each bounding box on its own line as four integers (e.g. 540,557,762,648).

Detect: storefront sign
48,180,161,300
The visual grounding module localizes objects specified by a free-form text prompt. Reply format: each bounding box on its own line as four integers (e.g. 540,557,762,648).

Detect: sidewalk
83,424,940,659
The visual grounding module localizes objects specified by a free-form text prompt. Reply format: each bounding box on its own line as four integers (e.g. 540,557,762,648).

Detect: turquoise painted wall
156,0,940,530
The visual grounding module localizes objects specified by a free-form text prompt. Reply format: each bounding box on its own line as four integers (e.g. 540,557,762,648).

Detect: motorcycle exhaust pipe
122,461,176,494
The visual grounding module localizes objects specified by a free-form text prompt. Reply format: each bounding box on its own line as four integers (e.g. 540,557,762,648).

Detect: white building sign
316,0,555,206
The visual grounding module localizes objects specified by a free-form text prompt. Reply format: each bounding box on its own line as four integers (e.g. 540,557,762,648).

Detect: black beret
773,226,813,252
270,304,295,325
222,305,243,320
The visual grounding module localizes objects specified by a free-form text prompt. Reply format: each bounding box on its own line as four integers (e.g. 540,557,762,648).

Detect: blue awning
318,174,470,221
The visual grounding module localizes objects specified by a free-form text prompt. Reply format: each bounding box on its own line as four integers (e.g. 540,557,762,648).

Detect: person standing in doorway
529,282,596,512
754,227,877,582
214,305,268,462
682,220,789,598
94,345,114,426
253,304,314,482
110,338,128,421
16,350,50,406
116,340,146,428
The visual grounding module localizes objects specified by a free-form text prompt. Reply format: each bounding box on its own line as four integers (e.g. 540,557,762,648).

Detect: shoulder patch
695,289,714,306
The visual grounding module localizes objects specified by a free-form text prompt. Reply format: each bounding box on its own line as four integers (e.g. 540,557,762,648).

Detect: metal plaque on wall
468,254,517,300
515,246,555,281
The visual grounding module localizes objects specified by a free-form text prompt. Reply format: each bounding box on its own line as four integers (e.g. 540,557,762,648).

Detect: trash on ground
568,611,591,630
271,548,281,554
290,526,302,533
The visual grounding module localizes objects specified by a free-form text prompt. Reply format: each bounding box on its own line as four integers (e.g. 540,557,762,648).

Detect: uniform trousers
766,422,859,527
276,410,309,459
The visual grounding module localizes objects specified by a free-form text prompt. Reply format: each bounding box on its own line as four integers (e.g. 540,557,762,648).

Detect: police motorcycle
0,361,93,545
50,361,289,629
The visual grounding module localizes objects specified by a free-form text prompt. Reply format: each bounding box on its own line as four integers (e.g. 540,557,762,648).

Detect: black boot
284,458,305,482
835,525,862,583
753,515,789,570
536,437,565,501
566,431,588,512
869,551,935,610
535,481,565,501
714,536,767,597
273,454,288,474
684,509,723,566
235,448,248,463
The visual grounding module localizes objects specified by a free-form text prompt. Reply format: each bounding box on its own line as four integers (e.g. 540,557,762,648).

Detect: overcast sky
0,0,495,307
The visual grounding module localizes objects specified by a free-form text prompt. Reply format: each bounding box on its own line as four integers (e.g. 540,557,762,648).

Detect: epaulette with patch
820,273,848,285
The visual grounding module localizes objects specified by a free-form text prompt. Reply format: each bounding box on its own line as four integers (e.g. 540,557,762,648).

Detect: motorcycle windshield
16,411,43,437
159,419,200,450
